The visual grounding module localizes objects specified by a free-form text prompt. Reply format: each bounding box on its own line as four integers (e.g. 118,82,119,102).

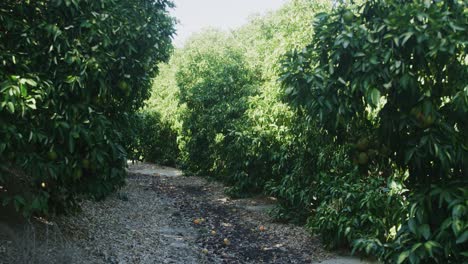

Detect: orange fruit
358,152,369,165
47,151,58,161
343,10,354,23
82,159,90,169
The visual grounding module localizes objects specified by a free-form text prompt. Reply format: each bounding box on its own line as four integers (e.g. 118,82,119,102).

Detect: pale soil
0,163,372,264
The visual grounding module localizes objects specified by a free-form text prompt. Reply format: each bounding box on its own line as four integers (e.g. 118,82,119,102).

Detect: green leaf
456,230,468,244
404,148,416,164
452,219,463,236
452,204,465,218
419,224,431,240
65,76,77,84
369,88,381,106
6,102,15,113
345,226,351,236
424,241,441,258
20,83,27,96
24,79,37,87
408,218,418,235
424,240,441,249
411,242,422,252
397,250,410,264
401,31,414,46
68,136,75,153
26,98,36,109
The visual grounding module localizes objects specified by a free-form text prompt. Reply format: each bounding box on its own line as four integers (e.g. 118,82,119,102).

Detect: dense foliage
0,0,174,216
125,111,178,166
141,0,467,263
7,0,465,261
176,30,257,179
282,0,467,186
281,0,467,262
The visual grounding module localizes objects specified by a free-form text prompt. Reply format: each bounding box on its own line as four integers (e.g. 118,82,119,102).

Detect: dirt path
1,163,372,263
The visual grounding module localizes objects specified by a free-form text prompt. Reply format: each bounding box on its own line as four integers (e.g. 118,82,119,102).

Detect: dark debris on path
144,164,331,263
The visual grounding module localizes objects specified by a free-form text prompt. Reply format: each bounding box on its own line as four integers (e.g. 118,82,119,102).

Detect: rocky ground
0,163,373,264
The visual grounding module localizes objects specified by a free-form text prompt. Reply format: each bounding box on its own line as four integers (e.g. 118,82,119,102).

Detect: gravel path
0,163,359,264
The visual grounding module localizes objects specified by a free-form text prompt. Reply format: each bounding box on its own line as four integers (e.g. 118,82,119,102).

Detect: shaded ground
1,163,374,263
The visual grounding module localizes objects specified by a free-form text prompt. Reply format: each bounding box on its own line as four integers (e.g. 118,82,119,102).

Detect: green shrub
355,183,467,263
280,0,467,262
281,0,467,185
128,111,179,166
265,122,408,244
0,0,174,216
310,150,407,249
147,59,183,132
212,0,332,196
175,30,257,177
219,91,297,196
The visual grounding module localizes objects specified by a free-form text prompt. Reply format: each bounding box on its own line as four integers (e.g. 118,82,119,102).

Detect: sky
170,0,289,47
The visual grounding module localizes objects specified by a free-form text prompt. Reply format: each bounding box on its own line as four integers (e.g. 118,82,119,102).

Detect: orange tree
0,0,174,216
281,0,467,262
175,31,257,178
